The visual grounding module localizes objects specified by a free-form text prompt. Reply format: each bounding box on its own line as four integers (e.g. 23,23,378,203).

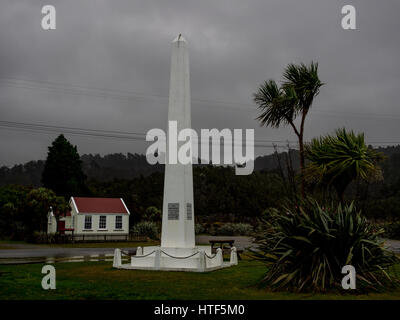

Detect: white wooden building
48,197,130,241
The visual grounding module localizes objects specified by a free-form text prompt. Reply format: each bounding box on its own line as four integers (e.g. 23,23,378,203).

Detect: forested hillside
1,146,400,186
1,146,400,222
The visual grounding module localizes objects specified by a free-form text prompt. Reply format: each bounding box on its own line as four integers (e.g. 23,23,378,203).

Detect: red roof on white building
71,197,130,215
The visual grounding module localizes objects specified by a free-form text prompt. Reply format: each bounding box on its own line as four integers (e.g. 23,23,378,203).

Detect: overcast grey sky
0,0,399,166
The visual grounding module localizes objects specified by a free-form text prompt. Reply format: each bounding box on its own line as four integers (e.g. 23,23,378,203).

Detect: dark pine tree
41,134,88,198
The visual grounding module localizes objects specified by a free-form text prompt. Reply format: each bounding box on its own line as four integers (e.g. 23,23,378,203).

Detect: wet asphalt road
1,237,398,263
0,236,255,261
0,246,125,259
384,239,400,254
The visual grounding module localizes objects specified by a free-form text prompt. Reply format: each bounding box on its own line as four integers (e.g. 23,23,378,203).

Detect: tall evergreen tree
41,134,87,198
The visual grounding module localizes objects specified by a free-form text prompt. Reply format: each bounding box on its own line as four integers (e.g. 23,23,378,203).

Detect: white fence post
154,248,161,270
230,247,238,265
136,246,143,256
198,250,206,272
216,248,223,266
113,248,121,268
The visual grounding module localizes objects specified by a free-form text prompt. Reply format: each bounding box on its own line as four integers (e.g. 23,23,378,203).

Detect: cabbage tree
304,128,384,202
254,62,323,197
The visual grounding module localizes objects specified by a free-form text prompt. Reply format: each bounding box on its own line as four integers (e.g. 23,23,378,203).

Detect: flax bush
252,199,399,292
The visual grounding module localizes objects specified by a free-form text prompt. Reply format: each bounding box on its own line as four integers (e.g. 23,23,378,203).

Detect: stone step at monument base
112,245,238,272
141,245,212,256
117,262,233,272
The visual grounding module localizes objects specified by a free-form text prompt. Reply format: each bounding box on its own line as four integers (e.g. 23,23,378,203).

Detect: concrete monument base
113,246,238,272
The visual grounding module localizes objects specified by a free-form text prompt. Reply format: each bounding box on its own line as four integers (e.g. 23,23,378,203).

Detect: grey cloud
0,0,399,165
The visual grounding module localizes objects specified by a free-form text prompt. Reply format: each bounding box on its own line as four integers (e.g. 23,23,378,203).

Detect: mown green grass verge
1,257,400,300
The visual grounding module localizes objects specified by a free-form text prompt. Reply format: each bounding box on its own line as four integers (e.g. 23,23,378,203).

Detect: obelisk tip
172,34,187,43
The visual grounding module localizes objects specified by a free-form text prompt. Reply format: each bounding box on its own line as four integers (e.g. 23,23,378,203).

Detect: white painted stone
114,35,238,272
161,34,195,249
136,246,143,255
131,255,154,267
216,248,223,266
154,248,161,270
230,247,238,265
198,250,206,272
113,248,121,268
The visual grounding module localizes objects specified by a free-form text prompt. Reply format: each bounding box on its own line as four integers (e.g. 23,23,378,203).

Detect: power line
0,120,286,148
0,120,399,150
0,126,283,149
1,77,400,118
0,120,146,138
0,77,250,110
0,120,289,142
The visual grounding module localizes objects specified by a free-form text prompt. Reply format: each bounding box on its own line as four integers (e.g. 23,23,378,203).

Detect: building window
99,216,107,229
115,216,122,229
84,215,92,229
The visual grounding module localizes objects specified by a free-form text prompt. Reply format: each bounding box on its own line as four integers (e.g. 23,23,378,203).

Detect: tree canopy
41,134,88,198
254,62,323,197
304,128,384,202
0,185,69,240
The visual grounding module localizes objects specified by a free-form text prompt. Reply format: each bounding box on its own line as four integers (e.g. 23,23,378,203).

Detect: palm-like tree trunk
298,136,305,198
298,110,308,198
288,118,306,198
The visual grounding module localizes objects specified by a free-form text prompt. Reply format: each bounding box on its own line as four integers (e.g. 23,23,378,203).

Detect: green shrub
217,223,254,236
30,231,56,244
383,221,400,240
131,221,159,240
29,231,45,244
252,199,399,292
195,224,206,235
142,206,161,222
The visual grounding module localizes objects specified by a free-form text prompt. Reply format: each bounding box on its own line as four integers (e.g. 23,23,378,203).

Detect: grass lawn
1,256,400,300
0,240,26,244
0,240,29,249
0,245,18,249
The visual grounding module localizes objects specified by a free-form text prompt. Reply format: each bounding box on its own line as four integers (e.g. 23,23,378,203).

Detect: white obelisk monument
161,34,195,248
114,35,237,271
